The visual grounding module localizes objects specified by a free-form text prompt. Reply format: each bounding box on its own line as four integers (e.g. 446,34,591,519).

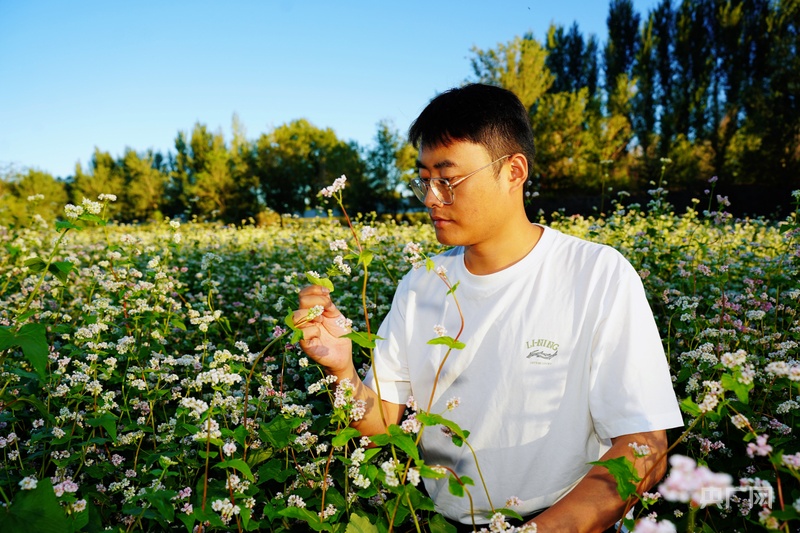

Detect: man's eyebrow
415,159,458,170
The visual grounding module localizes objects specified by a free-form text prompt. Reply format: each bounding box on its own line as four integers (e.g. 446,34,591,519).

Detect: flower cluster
658,455,733,507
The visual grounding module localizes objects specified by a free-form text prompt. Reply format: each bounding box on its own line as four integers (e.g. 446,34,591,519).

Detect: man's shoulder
543,227,633,274
545,227,618,256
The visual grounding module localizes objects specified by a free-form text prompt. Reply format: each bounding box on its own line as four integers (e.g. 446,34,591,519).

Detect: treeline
1,118,416,225
2,0,797,224
471,0,800,195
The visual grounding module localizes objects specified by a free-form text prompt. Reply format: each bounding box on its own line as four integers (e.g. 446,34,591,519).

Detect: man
294,84,683,532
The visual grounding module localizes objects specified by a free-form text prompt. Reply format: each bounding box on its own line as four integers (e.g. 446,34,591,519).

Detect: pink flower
746,434,773,458
658,455,733,507
632,518,677,533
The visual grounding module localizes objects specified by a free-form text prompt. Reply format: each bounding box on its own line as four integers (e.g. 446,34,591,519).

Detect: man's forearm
530,431,669,532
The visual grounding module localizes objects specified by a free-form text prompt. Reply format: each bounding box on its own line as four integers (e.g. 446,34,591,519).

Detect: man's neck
463,223,543,276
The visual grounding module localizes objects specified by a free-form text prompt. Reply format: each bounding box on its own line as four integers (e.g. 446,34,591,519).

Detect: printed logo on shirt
525,338,559,364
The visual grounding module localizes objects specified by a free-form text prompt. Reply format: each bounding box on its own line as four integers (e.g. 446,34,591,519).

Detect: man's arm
294,285,404,435
529,430,669,532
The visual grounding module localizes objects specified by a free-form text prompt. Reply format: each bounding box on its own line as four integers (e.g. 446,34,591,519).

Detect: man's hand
292,285,405,435
293,285,353,374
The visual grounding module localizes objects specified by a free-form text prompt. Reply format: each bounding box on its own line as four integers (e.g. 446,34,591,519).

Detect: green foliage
470,35,554,110
589,456,641,501
0,168,68,226
254,119,365,219
363,120,417,215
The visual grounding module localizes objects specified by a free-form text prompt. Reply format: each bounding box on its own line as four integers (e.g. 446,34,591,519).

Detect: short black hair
408,83,535,166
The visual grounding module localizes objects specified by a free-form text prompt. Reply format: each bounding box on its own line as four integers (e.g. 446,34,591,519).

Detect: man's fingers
298,286,334,313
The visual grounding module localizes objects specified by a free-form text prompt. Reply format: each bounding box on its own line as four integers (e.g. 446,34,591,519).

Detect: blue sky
0,0,661,179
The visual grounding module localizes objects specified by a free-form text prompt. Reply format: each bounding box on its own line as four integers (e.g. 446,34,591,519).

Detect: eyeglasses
409,155,510,205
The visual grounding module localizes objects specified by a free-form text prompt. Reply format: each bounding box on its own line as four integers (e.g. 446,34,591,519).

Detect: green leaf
55,219,82,231
679,397,701,417
342,331,383,349
49,261,74,283
427,336,465,350
495,508,524,521
447,475,464,498
721,372,752,403
331,426,362,448
428,513,457,533
284,309,306,343
4,243,21,259
144,490,177,522
345,513,378,533
244,446,273,468
589,456,641,501
279,506,331,531
78,212,107,226
358,250,374,268
86,413,118,442
416,462,447,480
415,412,469,443
170,319,187,331
257,458,295,483
177,511,196,533
214,458,255,481
24,256,47,272
305,271,335,292
384,425,420,460
0,326,15,351
1,478,72,532
260,415,302,448
16,322,50,380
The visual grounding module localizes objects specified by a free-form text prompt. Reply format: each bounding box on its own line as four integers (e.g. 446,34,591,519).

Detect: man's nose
424,186,442,208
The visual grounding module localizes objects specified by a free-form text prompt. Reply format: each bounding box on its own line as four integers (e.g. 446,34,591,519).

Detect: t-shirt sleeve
363,277,412,405
588,251,684,439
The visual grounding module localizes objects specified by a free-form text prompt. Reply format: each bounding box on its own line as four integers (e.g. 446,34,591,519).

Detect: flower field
1,186,799,532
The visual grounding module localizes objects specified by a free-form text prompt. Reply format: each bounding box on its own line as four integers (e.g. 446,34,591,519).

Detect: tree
532,88,595,191
632,11,660,181
254,119,364,220
652,0,676,157
672,0,715,141
164,130,192,218
119,149,166,222
711,0,747,178
187,124,236,219
734,0,800,186
470,35,554,110
70,148,125,219
0,168,68,225
604,0,641,117
363,120,417,215
226,114,261,223
546,23,600,99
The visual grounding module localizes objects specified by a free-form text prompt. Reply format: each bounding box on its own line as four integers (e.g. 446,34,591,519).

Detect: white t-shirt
364,225,684,524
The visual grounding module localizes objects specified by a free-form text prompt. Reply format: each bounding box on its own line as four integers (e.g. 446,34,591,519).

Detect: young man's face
416,140,517,248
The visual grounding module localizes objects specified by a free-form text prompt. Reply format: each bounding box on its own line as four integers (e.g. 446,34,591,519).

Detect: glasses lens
410,179,427,203
410,178,454,204
431,180,453,204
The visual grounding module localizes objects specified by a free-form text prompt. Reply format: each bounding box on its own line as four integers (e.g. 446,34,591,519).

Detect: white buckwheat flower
319,175,347,197
19,476,38,490
64,204,84,219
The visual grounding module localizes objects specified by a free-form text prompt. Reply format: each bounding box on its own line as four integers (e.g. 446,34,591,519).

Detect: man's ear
507,153,529,191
